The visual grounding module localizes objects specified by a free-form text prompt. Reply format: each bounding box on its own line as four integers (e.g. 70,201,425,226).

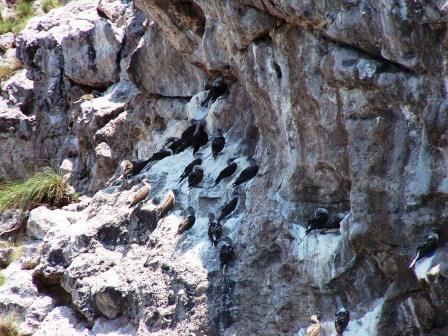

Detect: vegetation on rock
0,168,77,211
0,0,35,35
0,313,20,336
41,0,61,14
0,273,6,286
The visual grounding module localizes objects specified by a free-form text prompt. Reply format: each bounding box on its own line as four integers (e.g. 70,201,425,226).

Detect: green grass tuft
15,0,34,18
10,243,24,263
0,313,20,336
0,273,6,287
0,168,75,212
0,0,35,35
41,0,61,13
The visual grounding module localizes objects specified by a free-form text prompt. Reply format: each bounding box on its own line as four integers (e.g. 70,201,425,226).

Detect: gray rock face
128,24,207,97
1,0,448,335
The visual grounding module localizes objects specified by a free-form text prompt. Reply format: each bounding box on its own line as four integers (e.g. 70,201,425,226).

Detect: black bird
201,77,227,107
163,137,182,153
334,309,350,336
181,123,197,140
220,243,235,274
212,162,237,187
176,123,198,153
233,165,259,187
119,159,151,179
176,207,196,235
192,124,208,155
148,148,173,162
212,129,225,159
320,212,346,234
218,197,238,221
208,213,222,247
409,228,440,268
178,158,203,184
188,165,204,189
305,208,329,236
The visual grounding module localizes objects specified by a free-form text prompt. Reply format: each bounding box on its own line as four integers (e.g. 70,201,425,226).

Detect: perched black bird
188,165,204,189
192,124,208,155
212,129,225,159
334,309,350,336
119,159,151,179
220,243,235,274
148,148,173,162
177,207,196,235
181,123,197,140
218,197,238,221
233,165,259,187
213,162,237,187
176,123,197,153
178,158,203,183
409,228,440,268
305,208,329,236
320,212,346,234
208,213,222,247
201,77,227,107
163,137,182,153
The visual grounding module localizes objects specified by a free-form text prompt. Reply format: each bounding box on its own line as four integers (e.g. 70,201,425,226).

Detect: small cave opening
32,272,73,307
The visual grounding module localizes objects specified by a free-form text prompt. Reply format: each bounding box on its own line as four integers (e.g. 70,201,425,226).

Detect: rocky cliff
1,0,448,335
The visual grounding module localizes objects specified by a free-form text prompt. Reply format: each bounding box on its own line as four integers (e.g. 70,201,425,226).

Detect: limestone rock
0,210,25,240
27,206,71,240
33,306,92,336
1,69,34,114
1,0,448,335
128,24,207,97
0,32,15,51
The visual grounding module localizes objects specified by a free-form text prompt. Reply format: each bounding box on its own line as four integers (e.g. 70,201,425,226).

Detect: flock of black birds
118,78,442,336
121,78,259,274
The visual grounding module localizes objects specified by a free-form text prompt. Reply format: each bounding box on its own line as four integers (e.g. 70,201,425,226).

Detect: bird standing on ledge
179,158,202,184
233,163,258,187
212,129,225,159
208,213,222,247
409,228,440,268
188,165,204,189
212,161,237,187
334,309,350,336
176,207,196,235
128,179,151,208
218,197,238,221
220,243,235,274
201,77,227,107
156,190,175,219
192,123,208,155
306,315,320,336
305,208,329,236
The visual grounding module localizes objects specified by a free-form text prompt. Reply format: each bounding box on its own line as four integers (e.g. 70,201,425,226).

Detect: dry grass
0,58,22,81
0,168,77,212
41,0,61,13
0,313,20,336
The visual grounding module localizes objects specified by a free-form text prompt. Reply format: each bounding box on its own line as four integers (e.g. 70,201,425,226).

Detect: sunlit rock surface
0,0,447,335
